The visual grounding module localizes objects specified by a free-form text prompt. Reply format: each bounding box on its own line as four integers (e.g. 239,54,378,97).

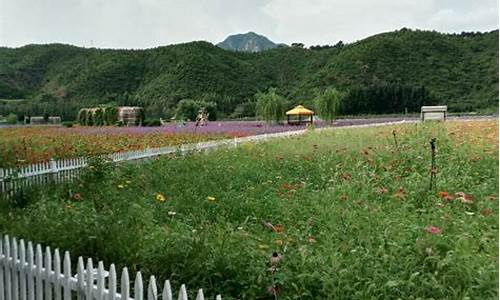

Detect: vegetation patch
0,121,497,299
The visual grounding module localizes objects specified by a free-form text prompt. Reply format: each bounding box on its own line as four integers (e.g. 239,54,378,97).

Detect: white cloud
0,0,497,48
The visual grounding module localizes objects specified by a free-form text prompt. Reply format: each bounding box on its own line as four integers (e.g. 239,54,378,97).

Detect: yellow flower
117,184,124,189
207,196,216,203
273,239,283,246
155,193,166,202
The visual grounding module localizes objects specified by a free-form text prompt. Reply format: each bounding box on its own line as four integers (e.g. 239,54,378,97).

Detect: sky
0,0,498,49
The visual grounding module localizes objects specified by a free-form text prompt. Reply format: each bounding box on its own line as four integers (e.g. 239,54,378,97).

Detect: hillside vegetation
0,29,498,120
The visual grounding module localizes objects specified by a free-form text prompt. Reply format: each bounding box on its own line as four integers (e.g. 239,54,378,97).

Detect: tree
314,88,342,123
175,99,217,121
255,88,285,124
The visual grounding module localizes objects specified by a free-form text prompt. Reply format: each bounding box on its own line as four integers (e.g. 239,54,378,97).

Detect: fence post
50,159,58,181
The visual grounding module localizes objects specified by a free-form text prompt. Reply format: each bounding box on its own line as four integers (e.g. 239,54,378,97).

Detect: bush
85,110,94,126
104,106,118,125
93,108,105,126
62,121,73,128
175,99,217,121
5,113,18,124
144,119,162,127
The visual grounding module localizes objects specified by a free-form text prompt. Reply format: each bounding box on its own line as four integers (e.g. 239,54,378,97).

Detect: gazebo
286,105,314,125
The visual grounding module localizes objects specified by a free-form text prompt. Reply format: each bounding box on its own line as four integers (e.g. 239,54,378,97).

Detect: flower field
0,121,313,168
0,120,497,299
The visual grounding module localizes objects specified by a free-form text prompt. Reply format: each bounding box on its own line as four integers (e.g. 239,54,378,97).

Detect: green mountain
0,28,498,120
217,32,279,52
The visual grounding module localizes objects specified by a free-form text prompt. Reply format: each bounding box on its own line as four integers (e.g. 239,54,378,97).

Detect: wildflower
270,252,281,266
465,211,475,216
73,193,81,201
481,208,493,216
155,193,166,202
167,211,176,216
425,226,442,235
307,236,317,243
273,224,284,233
273,239,283,246
393,187,405,200
117,184,124,189
425,247,433,256
462,194,473,204
442,195,454,202
437,191,448,199
207,196,216,203
237,226,244,230
125,180,131,184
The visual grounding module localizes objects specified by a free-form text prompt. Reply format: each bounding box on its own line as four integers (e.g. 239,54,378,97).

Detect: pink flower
425,226,442,235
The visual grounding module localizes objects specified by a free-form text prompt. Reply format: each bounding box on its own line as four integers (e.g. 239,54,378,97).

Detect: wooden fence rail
0,234,222,300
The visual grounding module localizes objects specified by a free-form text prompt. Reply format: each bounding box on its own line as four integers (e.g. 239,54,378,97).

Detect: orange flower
437,191,448,199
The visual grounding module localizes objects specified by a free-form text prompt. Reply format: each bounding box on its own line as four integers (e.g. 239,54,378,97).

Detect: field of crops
0,121,314,168
0,120,497,299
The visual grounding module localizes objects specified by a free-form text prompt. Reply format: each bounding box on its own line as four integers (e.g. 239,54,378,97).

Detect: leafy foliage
255,88,286,124
314,88,342,122
0,121,497,299
0,29,497,120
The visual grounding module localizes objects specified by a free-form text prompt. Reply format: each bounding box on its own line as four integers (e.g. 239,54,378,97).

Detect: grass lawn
1,120,498,299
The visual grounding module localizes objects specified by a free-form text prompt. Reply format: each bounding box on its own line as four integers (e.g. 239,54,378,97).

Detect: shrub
85,110,94,126
144,119,162,127
5,113,18,124
104,106,118,125
93,108,105,126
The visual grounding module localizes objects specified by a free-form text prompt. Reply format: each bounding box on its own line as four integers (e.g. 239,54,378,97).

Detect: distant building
421,106,447,121
117,106,144,125
286,105,314,125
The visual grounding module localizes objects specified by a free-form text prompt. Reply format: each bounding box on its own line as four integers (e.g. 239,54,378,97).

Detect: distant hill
217,32,279,52
0,28,498,120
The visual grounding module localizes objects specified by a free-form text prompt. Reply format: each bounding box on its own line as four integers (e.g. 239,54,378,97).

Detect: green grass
1,121,498,299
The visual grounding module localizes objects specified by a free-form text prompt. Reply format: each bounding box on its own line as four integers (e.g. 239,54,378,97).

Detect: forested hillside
0,28,497,120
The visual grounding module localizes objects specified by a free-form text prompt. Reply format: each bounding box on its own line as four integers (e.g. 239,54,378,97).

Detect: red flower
437,191,448,199
425,226,441,235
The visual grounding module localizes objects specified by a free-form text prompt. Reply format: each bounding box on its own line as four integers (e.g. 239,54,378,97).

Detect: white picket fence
0,234,221,300
0,130,306,199
0,120,415,199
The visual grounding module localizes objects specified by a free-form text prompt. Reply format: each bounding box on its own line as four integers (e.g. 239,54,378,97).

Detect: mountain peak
217,32,279,52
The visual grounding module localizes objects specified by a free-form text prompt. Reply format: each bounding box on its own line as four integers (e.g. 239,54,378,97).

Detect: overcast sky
0,0,498,49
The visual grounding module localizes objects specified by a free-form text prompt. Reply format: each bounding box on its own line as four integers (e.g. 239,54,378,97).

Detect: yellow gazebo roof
286,105,314,116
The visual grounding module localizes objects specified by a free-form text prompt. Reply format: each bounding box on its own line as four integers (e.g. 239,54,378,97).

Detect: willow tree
314,88,342,123
255,88,285,124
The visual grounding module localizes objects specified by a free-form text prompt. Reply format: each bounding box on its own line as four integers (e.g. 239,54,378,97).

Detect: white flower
168,211,176,216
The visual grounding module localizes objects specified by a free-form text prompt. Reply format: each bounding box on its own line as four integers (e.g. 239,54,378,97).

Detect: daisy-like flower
425,225,442,235
207,196,216,203
155,193,166,202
